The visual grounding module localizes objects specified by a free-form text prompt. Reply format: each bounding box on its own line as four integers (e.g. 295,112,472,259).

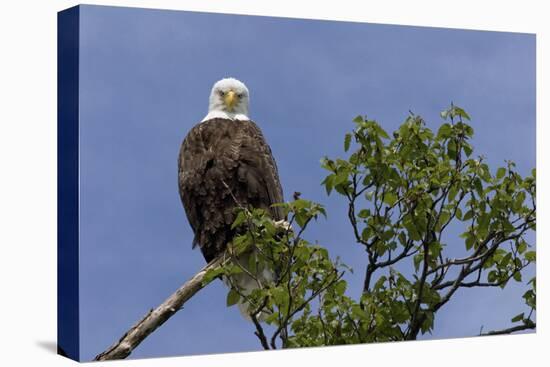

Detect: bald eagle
178,78,284,319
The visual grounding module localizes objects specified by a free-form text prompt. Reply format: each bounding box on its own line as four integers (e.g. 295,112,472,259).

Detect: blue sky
77,5,535,361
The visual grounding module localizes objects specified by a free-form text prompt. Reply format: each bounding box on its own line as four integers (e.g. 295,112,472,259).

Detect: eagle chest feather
178,118,283,262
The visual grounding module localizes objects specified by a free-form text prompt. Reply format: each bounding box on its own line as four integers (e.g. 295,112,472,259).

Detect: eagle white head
202,77,250,122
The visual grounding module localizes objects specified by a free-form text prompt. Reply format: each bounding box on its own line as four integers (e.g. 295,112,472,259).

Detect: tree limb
480,321,536,336
94,257,225,361
251,313,270,350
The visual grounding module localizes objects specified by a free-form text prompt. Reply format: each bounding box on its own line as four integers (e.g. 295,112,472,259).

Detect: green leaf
513,191,526,211
271,287,289,309
381,229,394,241
413,253,423,272
463,143,473,157
455,207,463,220
292,198,311,210
404,216,421,241
365,190,375,201
447,140,457,160
374,276,387,291
226,289,240,307
436,211,451,232
511,313,524,323
499,252,512,267
344,133,352,152
448,185,459,201
398,231,407,246
383,192,398,206
453,106,471,121
231,210,247,229
437,123,452,139
525,251,536,262
202,267,224,285
477,213,490,238
429,241,443,258
334,280,347,296
350,304,368,320
420,312,434,334
399,123,410,140
473,178,483,197
377,126,390,139
322,175,335,195
517,241,527,255
465,234,475,250
294,212,307,228
496,167,506,180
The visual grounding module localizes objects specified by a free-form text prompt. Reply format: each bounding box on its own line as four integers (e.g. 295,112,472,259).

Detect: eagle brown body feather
178,118,284,262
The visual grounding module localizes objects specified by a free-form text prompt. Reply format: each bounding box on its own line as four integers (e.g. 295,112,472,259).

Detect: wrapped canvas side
57,5,80,362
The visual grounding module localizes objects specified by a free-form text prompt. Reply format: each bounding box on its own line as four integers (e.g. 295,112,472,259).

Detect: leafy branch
218,104,536,348
316,104,536,341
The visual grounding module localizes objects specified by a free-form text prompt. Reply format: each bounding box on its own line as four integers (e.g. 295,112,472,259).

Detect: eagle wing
235,120,284,219
177,121,209,237
178,118,284,261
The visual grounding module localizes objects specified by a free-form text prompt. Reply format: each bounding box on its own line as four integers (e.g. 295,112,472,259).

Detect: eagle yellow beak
224,90,238,111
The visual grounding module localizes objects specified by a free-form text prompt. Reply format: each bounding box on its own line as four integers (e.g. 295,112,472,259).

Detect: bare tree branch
251,313,270,350
94,257,225,361
480,321,536,336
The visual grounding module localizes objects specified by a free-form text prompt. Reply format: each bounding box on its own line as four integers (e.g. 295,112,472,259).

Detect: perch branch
94,256,225,361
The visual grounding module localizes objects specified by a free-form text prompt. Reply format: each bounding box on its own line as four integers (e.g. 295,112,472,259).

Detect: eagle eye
218,90,225,97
